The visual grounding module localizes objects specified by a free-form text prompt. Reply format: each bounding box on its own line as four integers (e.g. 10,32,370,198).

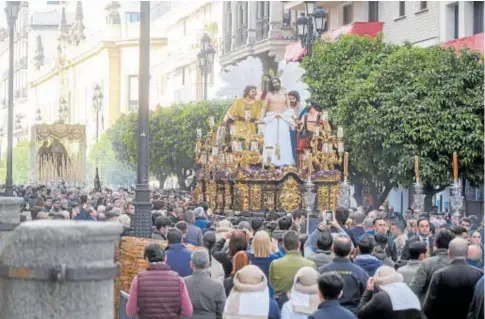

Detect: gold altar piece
31,123,86,185
280,177,302,212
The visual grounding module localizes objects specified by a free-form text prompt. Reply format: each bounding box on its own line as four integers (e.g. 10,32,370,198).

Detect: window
128,75,138,110
419,1,427,10
343,4,353,25
283,9,292,27
473,1,484,34
368,1,379,22
453,3,459,39
182,68,186,86
125,12,140,23
399,1,406,16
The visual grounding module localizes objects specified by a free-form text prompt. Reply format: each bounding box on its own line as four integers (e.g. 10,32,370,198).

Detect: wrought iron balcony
256,17,270,41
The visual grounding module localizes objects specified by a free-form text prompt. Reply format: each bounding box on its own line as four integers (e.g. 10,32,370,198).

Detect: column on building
247,2,257,45
269,1,283,39
231,2,238,50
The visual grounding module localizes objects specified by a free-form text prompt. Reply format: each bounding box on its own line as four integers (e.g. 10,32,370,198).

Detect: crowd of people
118,194,482,319
12,184,483,319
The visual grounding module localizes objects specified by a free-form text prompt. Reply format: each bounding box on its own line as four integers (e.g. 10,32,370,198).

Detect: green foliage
87,133,136,187
303,35,484,206
107,100,230,188
0,141,32,185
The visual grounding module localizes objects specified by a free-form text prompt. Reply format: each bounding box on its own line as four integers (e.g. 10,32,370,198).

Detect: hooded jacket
354,255,383,276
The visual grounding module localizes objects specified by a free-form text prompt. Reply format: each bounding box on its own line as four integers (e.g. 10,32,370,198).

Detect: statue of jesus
259,78,295,166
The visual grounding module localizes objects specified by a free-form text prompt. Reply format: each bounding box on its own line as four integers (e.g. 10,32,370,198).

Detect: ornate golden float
30,123,86,186
193,114,349,214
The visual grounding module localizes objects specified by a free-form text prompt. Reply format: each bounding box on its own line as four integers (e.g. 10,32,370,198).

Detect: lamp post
197,33,216,101
5,1,21,197
296,3,327,58
133,1,152,238
92,83,103,192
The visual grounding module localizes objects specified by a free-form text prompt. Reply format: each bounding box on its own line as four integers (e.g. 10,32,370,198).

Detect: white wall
380,1,439,46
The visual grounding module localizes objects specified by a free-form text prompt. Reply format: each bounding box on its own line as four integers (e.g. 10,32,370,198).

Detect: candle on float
453,152,458,182
314,126,320,136
196,128,202,138
322,143,329,153
344,152,349,178
208,117,215,127
337,142,344,153
258,124,264,135
212,146,219,156
321,111,329,122
415,155,420,182
337,127,344,139
230,125,236,136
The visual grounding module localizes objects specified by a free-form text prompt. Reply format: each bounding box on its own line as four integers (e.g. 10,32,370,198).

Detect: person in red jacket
126,243,193,319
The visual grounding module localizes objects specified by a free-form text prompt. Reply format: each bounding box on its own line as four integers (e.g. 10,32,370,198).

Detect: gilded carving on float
207,180,216,210
330,184,339,211
279,177,301,212
250,184,262,211
318,186,330,211
224,183,232,210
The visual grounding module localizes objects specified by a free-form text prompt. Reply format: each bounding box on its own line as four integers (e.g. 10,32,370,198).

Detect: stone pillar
269,1,283,39
0,220,122,319
0,197,24,246
247,2,257,45
231,3,238,50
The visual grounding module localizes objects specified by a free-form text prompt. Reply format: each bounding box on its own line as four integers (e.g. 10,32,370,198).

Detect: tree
0,141,32,185
303,35,484,209
107,100,230,189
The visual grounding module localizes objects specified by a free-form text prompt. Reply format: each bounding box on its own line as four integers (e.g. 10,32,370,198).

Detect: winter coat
423,259,483,319
354,255,383,276
357,286,422,319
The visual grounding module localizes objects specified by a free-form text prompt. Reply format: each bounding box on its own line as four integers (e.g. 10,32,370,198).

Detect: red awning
284,42,307,62
441,33,484,55
323,22,384,40
284,22,384,61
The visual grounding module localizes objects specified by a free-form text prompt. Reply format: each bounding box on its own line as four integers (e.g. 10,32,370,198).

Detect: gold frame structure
30,123,86,186
193,115,346,214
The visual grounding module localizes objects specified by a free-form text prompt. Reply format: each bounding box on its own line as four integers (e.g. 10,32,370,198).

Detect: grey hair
191,250,210,269
449,238,468,259
185,210,195,223
363,218,374,231
237,221,252,231
194,207,205,218
354,212,366,225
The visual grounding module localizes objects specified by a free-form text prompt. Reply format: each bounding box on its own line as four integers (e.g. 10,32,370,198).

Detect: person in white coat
281,267,320,319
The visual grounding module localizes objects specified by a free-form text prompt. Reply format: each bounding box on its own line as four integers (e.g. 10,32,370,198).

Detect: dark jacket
181,270,226,319
309,300,357,319
307,249,334,269
165,243,193,277
401,235,434,261
357,288,422,319
223,275,233,297
248,251,282,297
351,226,365,242
151,230,166,241
138,263,182,319
354,255,383,276
409,248,452,303
468,276,484,319
318,257,368,314
423,259,483,319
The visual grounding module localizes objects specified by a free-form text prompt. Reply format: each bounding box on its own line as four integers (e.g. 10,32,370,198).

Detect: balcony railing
235,24,248,48
256,17,270,41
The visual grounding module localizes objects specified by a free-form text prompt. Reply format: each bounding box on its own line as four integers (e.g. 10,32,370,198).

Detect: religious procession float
193,57,351,214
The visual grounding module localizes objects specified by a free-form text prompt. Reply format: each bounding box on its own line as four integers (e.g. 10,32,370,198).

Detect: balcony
441,33,484,55
256,17,270,41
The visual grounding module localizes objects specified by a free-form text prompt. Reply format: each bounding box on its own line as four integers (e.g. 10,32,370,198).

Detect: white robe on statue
263,109,295,166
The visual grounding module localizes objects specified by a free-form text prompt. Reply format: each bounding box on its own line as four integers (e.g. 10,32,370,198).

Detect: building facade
150,1,223,105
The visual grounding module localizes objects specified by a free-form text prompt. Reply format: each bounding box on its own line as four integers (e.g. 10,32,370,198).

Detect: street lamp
297,3,327,58
197,33,216,101
5,1,21,197
92,83,103,192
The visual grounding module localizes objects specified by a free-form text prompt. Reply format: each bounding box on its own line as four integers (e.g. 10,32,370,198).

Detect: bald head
448,238,469,260
467,245,482,262
332,235,352,257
